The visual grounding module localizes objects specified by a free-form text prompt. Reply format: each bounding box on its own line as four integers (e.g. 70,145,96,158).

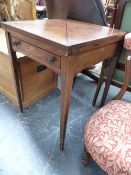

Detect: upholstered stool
85,100,131,175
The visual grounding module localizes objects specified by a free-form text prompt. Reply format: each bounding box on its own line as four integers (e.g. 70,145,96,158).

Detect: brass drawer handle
47,56,55,64
12,40,21,46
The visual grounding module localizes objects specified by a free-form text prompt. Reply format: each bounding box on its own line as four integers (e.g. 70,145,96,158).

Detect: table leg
5,32,23,112
60,58,74,150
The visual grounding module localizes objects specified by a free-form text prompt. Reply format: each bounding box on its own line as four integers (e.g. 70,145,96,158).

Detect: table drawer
11,37,61,73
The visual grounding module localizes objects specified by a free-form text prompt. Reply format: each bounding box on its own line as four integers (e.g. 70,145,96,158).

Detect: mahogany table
1,19,125,150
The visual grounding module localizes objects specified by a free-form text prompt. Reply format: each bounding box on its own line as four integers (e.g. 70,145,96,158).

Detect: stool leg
81,146,92,165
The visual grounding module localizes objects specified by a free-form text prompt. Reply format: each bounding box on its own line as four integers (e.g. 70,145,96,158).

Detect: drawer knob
47,56,54,64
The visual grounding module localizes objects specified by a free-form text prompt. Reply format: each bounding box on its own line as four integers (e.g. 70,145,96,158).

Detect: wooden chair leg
82,69,99,83
92,61,105,106
99,56,118,107
114,51,131,100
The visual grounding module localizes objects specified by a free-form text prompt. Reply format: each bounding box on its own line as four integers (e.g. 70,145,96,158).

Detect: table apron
11,36,61,74
10,35,120,76
72,42,119,74
9,31,67,56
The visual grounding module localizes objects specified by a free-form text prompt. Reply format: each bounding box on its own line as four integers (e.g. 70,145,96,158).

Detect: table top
1,19,125,53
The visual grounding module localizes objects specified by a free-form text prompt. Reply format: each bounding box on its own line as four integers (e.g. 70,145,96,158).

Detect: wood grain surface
1,19,125,55
1,19,125,150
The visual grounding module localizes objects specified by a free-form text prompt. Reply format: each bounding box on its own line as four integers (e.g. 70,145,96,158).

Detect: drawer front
11,37,61,73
